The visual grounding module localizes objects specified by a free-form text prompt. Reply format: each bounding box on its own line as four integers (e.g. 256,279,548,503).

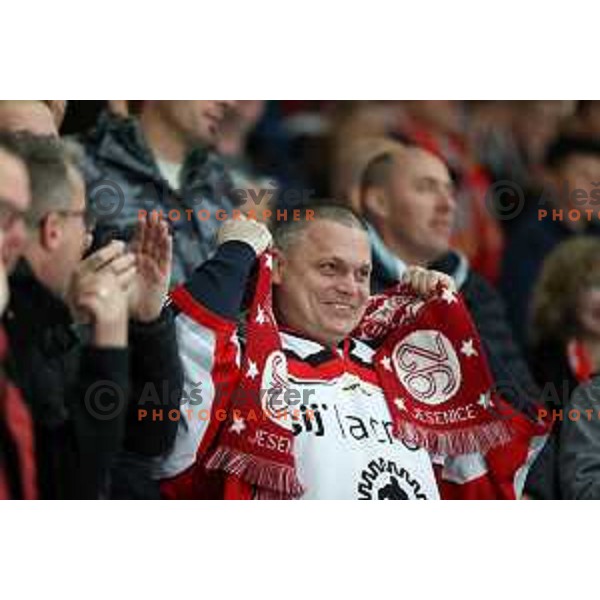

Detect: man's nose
335,273,358,296
438,189,456,213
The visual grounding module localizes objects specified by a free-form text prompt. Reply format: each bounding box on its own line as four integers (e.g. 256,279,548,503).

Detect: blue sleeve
184,241,258,320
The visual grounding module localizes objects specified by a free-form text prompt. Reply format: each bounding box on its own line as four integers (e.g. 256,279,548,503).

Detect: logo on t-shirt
357,457,428,500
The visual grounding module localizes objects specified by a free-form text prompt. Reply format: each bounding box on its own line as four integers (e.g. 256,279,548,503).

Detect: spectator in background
473,101,573,192
358,139,539,417
396,100,504,284
216,101,277,221
0,131,36,499
77,101,239,284
4,135,182,499
472,101,574,237
525,237,600,498
217,101,266,175
500,135,600,347
0,135,31,273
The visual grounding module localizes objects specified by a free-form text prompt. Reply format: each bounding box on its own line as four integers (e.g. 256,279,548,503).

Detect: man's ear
271,247,286,285
39,212,63,251
362,186,389,221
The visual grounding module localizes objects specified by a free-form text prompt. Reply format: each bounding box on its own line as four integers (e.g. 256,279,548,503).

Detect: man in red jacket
159,206,546,499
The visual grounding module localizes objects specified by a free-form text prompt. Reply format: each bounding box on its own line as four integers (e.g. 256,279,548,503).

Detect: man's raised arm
177,219,272,320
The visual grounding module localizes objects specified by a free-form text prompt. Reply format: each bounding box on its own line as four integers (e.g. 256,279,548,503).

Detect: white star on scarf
255,306,267,325
380,356,393,372
395,397,406,411
441,288,458,305
477,391,493,410
230,416,246,434
246,360,259,380
265,254,273,270
460,338,478,358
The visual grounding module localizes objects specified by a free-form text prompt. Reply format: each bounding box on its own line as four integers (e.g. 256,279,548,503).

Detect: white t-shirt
156,159,182,191
271,332,439,500
289,349,440,500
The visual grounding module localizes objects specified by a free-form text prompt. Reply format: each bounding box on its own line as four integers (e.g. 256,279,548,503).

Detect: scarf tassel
395,420,514,457
206,445,305,499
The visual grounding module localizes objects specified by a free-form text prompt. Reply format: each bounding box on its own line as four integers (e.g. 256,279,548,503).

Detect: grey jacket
76,111,239,285
560,377,600,499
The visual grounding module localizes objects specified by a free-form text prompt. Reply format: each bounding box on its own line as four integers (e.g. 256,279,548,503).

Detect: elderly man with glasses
3,134,183,499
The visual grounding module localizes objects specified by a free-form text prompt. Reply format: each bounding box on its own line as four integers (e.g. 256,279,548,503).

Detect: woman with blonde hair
530,236,600,386
526,236,600,498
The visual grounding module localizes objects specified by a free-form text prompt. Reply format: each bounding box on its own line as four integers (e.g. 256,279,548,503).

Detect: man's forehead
399,147,451,181
0,149,29,203
299,219,371,263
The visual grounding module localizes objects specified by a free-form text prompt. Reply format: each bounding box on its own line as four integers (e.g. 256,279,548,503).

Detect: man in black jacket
4,135,183,499
357,140,540,418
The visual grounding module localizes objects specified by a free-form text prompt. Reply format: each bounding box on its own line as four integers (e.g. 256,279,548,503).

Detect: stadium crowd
2,100,600,499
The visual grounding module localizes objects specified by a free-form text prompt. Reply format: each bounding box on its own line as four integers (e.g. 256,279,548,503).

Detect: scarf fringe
254,488,294,500
395,419,514,456
206,445,304,499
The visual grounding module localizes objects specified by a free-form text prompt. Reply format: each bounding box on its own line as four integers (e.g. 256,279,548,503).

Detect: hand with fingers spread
67,240,136,347
217,217,272,256
128,215,173,323
401,266,456,297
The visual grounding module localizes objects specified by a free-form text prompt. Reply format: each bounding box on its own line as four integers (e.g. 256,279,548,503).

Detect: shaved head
361,145,456,265
272,202,367,255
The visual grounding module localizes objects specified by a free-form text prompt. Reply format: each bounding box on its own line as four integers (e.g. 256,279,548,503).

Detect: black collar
6,259,74,330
